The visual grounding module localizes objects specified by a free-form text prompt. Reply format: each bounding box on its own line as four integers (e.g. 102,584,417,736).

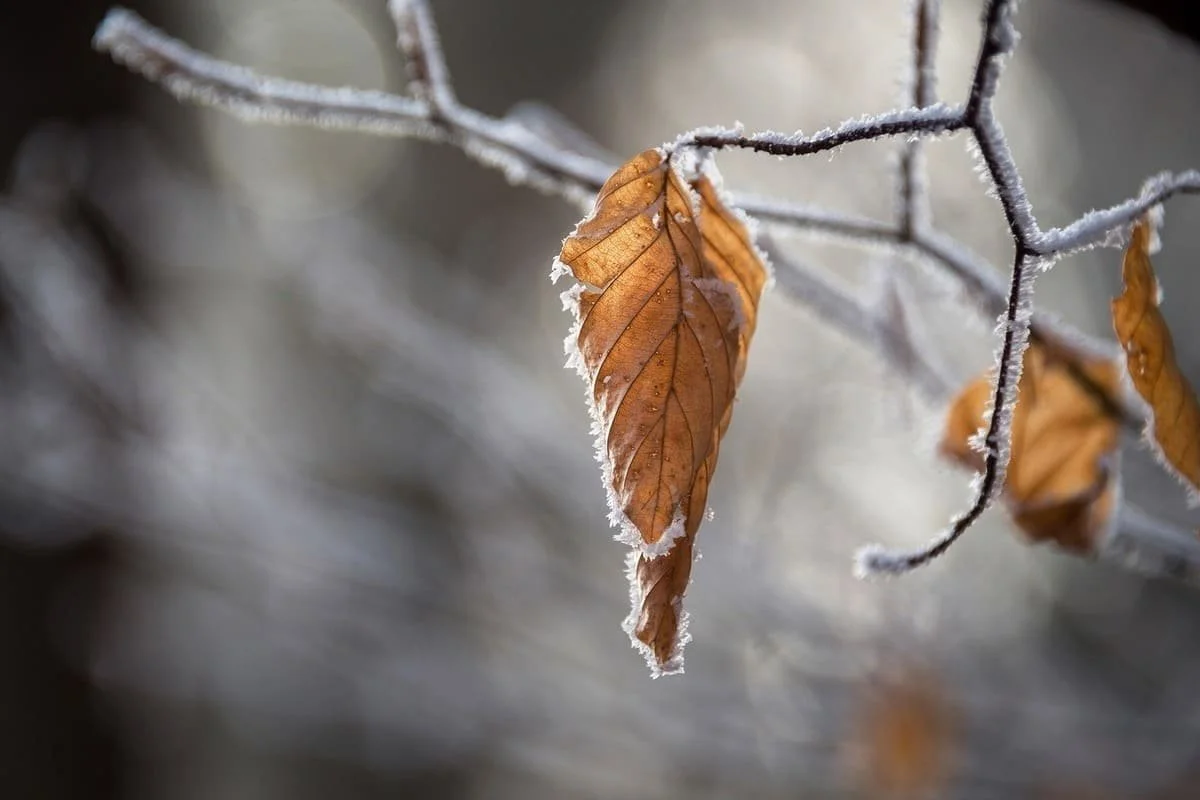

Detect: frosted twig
898,0,940,237
93,9,438,137
1035,170,1200,256
92,2,1200,581
909,0,940,118
386,0,456,112
964,0,1039,245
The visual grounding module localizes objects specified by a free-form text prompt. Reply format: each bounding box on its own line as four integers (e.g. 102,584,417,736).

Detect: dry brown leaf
554,148,765,675
940,344,1122,553
1112,219,1200,497
846,667,955,797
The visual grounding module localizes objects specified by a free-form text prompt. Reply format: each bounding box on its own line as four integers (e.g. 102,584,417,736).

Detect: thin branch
1103,504,1200,586
679,105,966,157
898,0,941,238
964,2,1040,245
965,0,1014,121
909,0,941,114
1035,170,1200,256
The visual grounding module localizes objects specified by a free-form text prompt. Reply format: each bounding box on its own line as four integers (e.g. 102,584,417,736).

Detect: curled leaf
1112,219,1200,498
941,344,1122,553
554,149,765,675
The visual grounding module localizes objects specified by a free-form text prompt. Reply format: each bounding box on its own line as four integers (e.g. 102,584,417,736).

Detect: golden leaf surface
940,344,1122,553
555,149,765,675
1112,219,1200,496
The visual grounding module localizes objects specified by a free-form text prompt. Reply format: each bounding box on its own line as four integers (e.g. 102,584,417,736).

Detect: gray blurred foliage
5,0,1200,797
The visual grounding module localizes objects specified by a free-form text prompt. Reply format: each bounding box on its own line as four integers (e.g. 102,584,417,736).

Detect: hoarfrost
1035,170,1200,256
559,284,590,380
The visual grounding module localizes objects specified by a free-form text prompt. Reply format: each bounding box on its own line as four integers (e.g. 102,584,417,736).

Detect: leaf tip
622,550,691,678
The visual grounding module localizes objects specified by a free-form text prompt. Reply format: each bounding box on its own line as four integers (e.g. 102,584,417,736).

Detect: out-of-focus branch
897,0,940,238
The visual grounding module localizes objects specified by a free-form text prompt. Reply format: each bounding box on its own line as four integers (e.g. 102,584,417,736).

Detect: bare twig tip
854,545,909,578
93,7,137,51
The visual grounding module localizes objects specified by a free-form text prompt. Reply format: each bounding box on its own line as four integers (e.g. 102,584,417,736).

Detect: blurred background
4,1,1200,797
